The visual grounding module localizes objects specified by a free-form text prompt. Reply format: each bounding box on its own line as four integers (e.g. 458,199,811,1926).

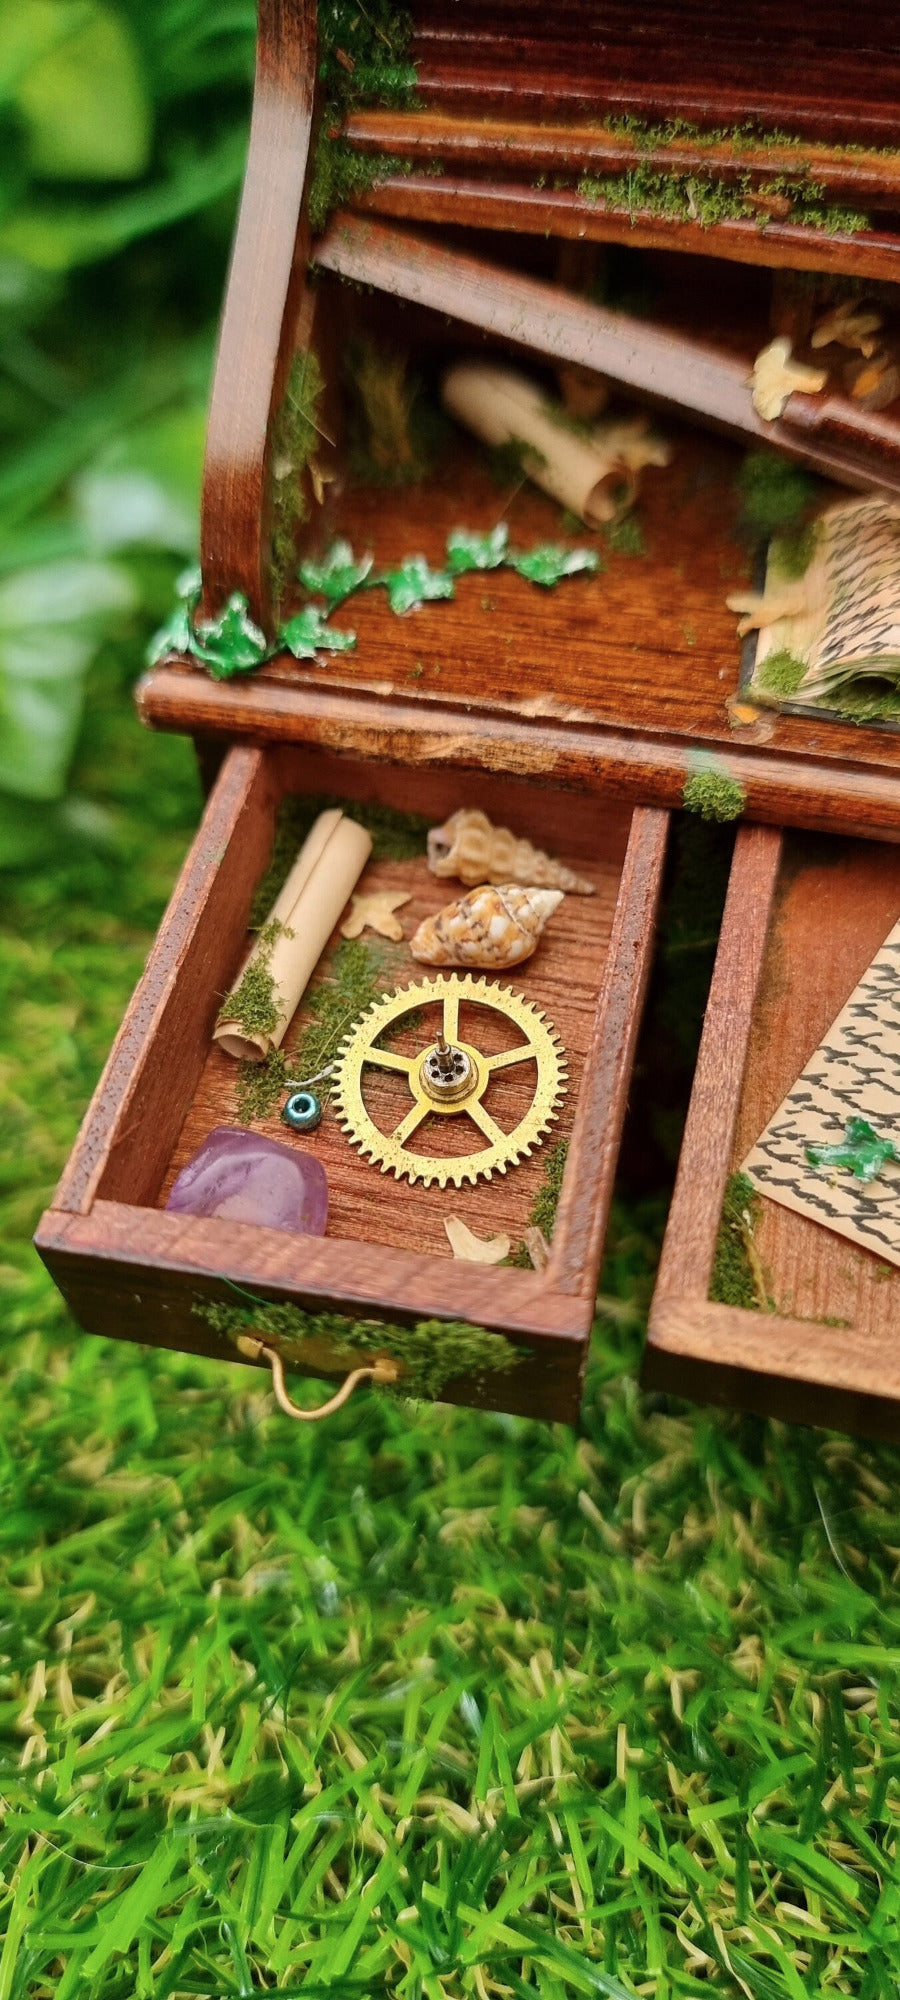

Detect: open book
730,494,900,722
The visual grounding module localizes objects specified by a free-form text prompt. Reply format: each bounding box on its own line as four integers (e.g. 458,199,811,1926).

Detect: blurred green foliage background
4,12,900,1996
0,0,256,864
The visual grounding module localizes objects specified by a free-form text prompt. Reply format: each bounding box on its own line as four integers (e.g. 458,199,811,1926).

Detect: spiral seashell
410,884,563,968
427,808,594,895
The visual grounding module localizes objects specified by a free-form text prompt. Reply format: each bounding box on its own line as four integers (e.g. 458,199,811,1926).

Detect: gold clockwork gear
331,974,567,1188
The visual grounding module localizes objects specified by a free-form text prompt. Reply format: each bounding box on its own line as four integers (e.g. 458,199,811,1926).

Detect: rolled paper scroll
215,809,373,1062
442,360,661,525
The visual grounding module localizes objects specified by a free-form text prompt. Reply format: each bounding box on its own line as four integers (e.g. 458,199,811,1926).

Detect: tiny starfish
340,889,411,942
807,1116,900,1185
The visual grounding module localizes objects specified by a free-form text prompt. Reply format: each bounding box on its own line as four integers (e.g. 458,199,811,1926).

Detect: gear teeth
330,971,567,1187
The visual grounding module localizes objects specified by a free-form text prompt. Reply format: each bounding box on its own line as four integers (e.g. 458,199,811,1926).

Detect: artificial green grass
4,651,900,2000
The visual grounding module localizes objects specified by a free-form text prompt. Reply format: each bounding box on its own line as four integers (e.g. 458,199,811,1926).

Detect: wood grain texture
315,219,900,488
53,746,279,1217
35,745,666,1422
652,823,783,1306
646,825,900,1441
200,0,316,629
140,425,900,844
352,181,900,287
343,110,900,209
404,3,900,146
550,807,667,1294
35,1205,584,1423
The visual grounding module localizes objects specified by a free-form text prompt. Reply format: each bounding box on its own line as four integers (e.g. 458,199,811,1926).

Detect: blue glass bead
282,1089,322,1133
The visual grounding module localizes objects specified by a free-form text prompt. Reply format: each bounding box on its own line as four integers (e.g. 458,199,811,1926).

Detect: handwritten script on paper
743,919,900,1266
745,495,900,707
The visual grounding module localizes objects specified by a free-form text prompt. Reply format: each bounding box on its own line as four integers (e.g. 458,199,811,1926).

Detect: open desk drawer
646,823,900,1441
35,746,667,1423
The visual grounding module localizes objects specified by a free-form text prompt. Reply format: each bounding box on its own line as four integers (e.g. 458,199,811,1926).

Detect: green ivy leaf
380,555,454,615
445,524,509,574
191,593,271,680
508,543,601,588
280,604,356,661
807,1117,900,1184
145,600,193,667
297,538,373,607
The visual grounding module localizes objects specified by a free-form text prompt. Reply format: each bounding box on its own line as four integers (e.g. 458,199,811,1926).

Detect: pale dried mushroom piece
410,883,563,969
443,1216,511,1263
427,807,595,894
811,301,883,356
750,337,828,422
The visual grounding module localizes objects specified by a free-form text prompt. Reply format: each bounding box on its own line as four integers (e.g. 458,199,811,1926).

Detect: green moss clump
218,920,288,1041
233,937,389,1126
529,1139,569,1238
236,1046,289,1125
770,520,820,580
711,1172,770,1311
291,937,386,1085
344,336,447,487
318,3,417,113
736,451,822,542
487,436,549,487
754,647,807,697
196,1298,520,1403
270,349,324,610
511,1139,569,1265
308,139,414,233
577,164,868,235
683,770,746,823
825,685,900,725
604,513,646,556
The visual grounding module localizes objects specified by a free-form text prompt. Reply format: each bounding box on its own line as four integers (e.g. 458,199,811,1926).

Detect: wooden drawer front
646,823,900,1440
36,745,667,1422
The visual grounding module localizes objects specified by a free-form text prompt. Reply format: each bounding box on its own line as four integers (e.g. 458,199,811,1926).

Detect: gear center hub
419,1033,479,1107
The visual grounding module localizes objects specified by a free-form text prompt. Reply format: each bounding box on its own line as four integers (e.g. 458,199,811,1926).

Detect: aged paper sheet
743,917,900,1266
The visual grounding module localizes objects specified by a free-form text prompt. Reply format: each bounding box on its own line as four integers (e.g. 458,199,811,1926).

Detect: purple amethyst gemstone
166,1126,328,1235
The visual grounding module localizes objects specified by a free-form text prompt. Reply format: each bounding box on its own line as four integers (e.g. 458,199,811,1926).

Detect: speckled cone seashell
427,808,595,895
410,883,563,968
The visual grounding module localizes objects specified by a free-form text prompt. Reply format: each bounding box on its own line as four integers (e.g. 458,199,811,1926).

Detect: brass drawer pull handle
237,1334,399,1421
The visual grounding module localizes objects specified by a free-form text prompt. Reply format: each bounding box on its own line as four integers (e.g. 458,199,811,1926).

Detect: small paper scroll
743,919,900,1266
215,810,373,1062
442,362,668,526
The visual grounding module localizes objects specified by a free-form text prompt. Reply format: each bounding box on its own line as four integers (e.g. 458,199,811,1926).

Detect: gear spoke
485,1042,540,1073
333,974,566,1186
363,1046,415,1075
465,1098,509,1150
442,987,460,1045
391,1101,430,1147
